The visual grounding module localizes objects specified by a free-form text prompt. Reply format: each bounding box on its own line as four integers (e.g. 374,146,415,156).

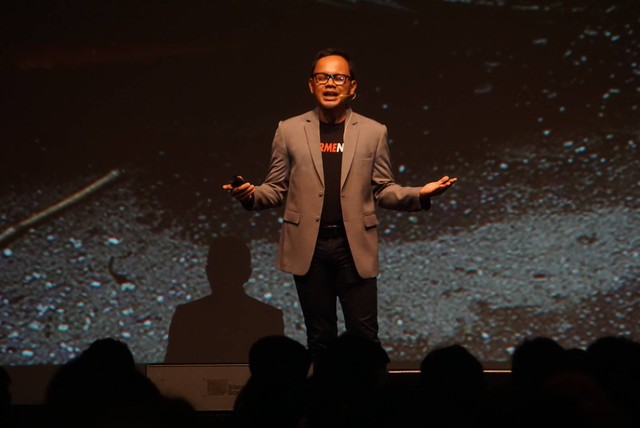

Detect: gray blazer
251,108,428,278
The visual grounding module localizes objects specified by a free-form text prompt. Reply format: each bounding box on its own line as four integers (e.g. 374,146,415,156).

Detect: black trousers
293,235,379,359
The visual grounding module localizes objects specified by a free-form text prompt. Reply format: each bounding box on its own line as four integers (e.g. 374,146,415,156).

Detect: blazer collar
304,108,360,189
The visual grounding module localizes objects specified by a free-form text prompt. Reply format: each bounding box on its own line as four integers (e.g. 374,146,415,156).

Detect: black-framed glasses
312,73,351,85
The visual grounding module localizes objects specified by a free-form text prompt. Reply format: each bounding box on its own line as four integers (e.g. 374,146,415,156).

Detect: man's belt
318,224,346,238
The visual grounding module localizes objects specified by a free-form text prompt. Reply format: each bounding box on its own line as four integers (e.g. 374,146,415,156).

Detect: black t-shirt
319,121,345,225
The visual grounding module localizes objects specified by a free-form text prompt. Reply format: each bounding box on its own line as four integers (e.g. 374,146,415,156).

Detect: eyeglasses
312,73,351,85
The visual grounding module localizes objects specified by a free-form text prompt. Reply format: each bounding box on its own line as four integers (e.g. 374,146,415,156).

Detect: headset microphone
338,93,357,100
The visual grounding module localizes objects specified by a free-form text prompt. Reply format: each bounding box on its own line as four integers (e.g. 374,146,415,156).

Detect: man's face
308,55,357,110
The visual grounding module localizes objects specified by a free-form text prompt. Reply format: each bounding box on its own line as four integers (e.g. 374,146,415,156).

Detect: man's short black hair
311,48,356,80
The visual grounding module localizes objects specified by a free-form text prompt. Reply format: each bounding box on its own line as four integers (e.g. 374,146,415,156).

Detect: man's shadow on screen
164,236,285,363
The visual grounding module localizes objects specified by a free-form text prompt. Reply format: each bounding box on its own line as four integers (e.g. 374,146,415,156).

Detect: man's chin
319,98,344,109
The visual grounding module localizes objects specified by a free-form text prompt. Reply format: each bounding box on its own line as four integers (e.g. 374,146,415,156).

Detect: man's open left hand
419,176,457,197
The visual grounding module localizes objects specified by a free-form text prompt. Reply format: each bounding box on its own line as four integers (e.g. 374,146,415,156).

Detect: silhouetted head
0,365,11,413
82,337,136,371
249,335,311,382
587,336,640,378
314,333,389,390
206,236,252,290
46,337,160,416
511,337,566,391
587,336,640,417
564,347,592,375
236,337,310,428
420,344,486,399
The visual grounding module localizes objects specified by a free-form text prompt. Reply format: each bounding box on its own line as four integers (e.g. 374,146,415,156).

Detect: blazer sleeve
371,125,428,211
251,122,290,211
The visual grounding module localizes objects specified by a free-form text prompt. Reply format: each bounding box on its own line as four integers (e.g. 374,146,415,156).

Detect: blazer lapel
304,111,324,187
341,109,359,190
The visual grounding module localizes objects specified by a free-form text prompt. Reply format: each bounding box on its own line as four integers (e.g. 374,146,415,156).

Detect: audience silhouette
164,236,285,363
511,336,567,394
8,330,640,427
508,336,633,428
45,338,197,428
233,335,311,428
416,344,492,427
0,365,15,428
306,332,391,428
587,336,640,426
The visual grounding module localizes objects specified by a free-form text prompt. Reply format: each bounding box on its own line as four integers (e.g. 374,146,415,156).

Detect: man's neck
318,106,348,124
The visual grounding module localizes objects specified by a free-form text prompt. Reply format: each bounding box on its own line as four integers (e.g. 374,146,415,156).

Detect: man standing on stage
223,48,457,358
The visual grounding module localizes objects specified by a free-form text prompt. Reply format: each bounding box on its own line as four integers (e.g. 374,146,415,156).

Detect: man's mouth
323,91,340,99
